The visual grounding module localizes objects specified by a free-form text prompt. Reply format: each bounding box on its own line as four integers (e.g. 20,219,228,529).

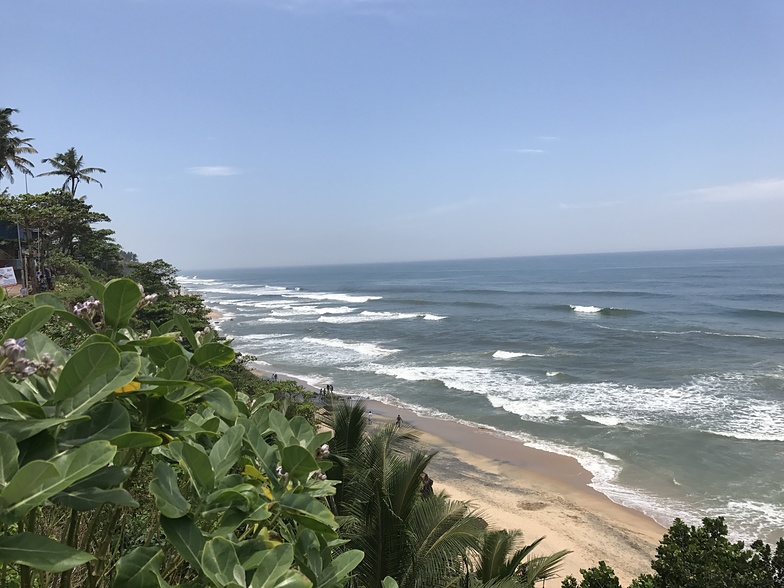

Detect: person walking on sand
395,415,402,429
367,410,373,423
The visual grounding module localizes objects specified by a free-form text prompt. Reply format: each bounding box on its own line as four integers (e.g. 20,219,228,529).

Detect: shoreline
248,364,665,583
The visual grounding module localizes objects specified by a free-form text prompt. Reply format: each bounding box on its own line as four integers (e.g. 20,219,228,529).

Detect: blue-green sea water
180,247,784,543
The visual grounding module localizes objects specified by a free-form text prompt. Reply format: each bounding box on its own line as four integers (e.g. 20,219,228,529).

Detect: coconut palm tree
323,399,486,588
471,529,570,587
38,147,105,195
0,108,37,185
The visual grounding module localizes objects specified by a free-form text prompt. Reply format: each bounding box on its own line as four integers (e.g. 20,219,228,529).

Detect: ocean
179,246,784,544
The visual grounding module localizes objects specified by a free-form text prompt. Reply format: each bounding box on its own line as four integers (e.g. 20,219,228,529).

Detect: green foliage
0,278,363,587
561,561,621,588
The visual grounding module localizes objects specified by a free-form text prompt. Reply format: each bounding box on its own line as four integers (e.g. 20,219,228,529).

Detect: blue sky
4,0,784,270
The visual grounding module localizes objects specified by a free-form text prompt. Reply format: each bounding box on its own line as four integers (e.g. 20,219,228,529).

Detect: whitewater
180,247,784,544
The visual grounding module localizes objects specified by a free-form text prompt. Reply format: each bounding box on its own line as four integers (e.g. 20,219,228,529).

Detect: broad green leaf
0,417,78,443
150,462,190,518
160,356,189,380
279,493,338,537
382,577,399,588
3,306,54,340
316,550,364,588
250,544,295,588
209,424,245,480
52,487,139,511
60,401,130,447
53,342,120,402
121,335,179,350
202,388,238,421
0,532,95,572
198,375,236,396
138,397,186,428
78,266,105,301
1,441,117,520
103,278,142,329
111,432,163,449
51,308,96,335
2,401,45,419
0,432,19,486
270,570,312,588
16,431,56,465
160,515,205,573
281,445,319,483
113,546,169,588
0,461,60,522
191,342,235,368
61,351,141,418
70,465,131,490
202,537,245,588
172,312,198,350
180,442,215,495
145,341,188,368
34,293,65,310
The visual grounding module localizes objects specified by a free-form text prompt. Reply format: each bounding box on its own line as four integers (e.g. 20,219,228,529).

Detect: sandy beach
248,366,665,585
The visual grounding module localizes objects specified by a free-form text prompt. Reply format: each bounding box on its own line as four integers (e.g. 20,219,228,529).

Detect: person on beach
420,473,434,498
395,415,402,429
367,410,373,423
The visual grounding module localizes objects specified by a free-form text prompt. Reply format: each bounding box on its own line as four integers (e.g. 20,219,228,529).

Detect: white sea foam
318,311,446,324
302,337,399,358
493,351,525,359
546,371,562,377
422,314,446,320
271,305,355,317
283,292,382,303
583,415,623,426
570,305,602,313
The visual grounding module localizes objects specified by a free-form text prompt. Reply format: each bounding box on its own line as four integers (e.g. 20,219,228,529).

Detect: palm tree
0,108,37,185
38,147,105,195
323,398,486,588
471,529,570,588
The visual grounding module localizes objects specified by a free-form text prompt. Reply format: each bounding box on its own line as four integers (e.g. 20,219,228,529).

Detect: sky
4,0,784,270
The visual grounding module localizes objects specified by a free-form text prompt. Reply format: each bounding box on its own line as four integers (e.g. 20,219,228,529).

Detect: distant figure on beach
421,472,434,498
395,415,402,429
272,373,278,381
367,410,373,423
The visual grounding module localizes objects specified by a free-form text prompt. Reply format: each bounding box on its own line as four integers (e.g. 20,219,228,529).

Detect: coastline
247,365,665,584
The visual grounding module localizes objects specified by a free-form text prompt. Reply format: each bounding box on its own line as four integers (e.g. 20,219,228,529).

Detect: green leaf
138,397,186,428
52,487,139,511
2,441,117,521
250,544,294,588
316,550,364,588
61,351,141,418
3,305,54,340
172,313,198,350
145,341,188,368
202,537,245,588
53,342,120,403
150,462,190,518
382,577,399,588
79,266,105,301
279,493,338,537
103,278,142,329
281,445,319,483
34,293,66,310
70,465,131,490
51,308,96,335
0,432,19,487
111,432,163,449
160,356,189,381
0,461,61,522
122,334,179,348
0,532,95,572
0,417,78,443
209,424,245,480
113,546,170,588
180,442,215,495
160,515,205,573
202,388,239,421
191,342,235,368
60,401,130,447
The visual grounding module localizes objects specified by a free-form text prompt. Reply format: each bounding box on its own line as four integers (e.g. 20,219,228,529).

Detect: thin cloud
680,178,784,203
559,200,622,210
188,166,242,177
506,148,546,155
